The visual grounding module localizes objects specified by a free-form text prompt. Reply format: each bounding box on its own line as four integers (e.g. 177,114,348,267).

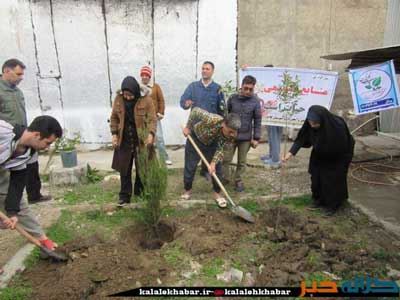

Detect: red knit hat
140,66,152,78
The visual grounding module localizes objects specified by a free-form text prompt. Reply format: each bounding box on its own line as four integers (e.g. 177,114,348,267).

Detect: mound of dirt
256,206,395,286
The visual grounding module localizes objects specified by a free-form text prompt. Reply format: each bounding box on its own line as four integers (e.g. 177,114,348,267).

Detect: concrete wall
1,0,390,144
238,0,388,134
0,0,237,146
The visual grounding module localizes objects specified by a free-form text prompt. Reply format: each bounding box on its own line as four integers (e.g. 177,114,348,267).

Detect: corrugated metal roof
320,44,400,73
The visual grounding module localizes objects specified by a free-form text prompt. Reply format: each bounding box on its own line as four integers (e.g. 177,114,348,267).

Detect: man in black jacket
222,75,262,192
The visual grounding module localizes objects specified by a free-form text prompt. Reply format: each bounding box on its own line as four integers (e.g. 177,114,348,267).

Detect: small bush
137,146,168,229
136,126,168,230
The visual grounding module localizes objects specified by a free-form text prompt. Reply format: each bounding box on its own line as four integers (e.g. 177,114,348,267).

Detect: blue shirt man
180,61,225,116
180,61,225,180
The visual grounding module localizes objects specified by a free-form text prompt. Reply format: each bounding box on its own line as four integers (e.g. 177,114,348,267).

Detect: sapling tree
220,80,237,118
136,125,168,235
275,71,301,228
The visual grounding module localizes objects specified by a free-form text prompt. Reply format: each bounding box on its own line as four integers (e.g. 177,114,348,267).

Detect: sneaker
165,159,172,165
235,181,245,192
28,194,52,204
260,155,270,161
263,159,281,168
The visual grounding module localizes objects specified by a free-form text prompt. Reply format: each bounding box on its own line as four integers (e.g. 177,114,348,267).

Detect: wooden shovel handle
0,210,41,247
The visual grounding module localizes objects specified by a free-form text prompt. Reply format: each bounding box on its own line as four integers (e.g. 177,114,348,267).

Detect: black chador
290,105,355,214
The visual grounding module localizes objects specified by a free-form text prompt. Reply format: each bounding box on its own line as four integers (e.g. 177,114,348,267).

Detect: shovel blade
40,246,68,262
232,206,255,223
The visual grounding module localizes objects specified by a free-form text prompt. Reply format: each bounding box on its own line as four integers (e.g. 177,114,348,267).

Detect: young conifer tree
136,123,168,232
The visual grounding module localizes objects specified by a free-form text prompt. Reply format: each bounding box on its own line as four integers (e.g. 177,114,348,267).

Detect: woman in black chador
282,105,355,215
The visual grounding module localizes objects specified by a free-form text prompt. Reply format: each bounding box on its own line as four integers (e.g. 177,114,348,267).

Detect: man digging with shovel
0,116,67,262
181,107,240,208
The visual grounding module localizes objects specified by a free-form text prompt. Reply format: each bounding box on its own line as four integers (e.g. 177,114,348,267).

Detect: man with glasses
222,75,262,192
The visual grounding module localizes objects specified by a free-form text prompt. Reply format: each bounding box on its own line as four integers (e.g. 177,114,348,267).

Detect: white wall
30,0,64,127
0,0,40,117
106,0,153,96
0,0,237,146
198,0,237,85
154,0,198,145
51,0,111,144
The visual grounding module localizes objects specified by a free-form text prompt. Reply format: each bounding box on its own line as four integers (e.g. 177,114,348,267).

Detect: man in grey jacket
0,59,51,204
222,75,262,192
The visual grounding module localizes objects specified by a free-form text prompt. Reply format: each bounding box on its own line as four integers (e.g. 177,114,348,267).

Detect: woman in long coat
282,105,355,215
110,76,156,205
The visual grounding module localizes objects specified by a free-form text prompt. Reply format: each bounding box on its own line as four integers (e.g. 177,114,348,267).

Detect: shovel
0,211,68,262
185,133,255,223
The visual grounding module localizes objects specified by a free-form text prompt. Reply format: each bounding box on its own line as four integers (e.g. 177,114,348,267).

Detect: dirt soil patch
17,202,400,300
138,221,176,250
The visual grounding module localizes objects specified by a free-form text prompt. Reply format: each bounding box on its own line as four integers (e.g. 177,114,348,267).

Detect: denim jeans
156,120,170,161
267,125,283,163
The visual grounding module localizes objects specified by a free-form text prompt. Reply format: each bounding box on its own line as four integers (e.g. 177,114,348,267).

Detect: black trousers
119,153,143,202
26,161,42,201
183,134,222,193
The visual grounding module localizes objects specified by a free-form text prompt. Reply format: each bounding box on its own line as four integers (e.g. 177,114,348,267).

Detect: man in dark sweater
222,75,262,192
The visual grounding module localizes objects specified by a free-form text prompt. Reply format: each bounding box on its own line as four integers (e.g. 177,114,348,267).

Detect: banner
349,60,400,115
240,67,338,128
